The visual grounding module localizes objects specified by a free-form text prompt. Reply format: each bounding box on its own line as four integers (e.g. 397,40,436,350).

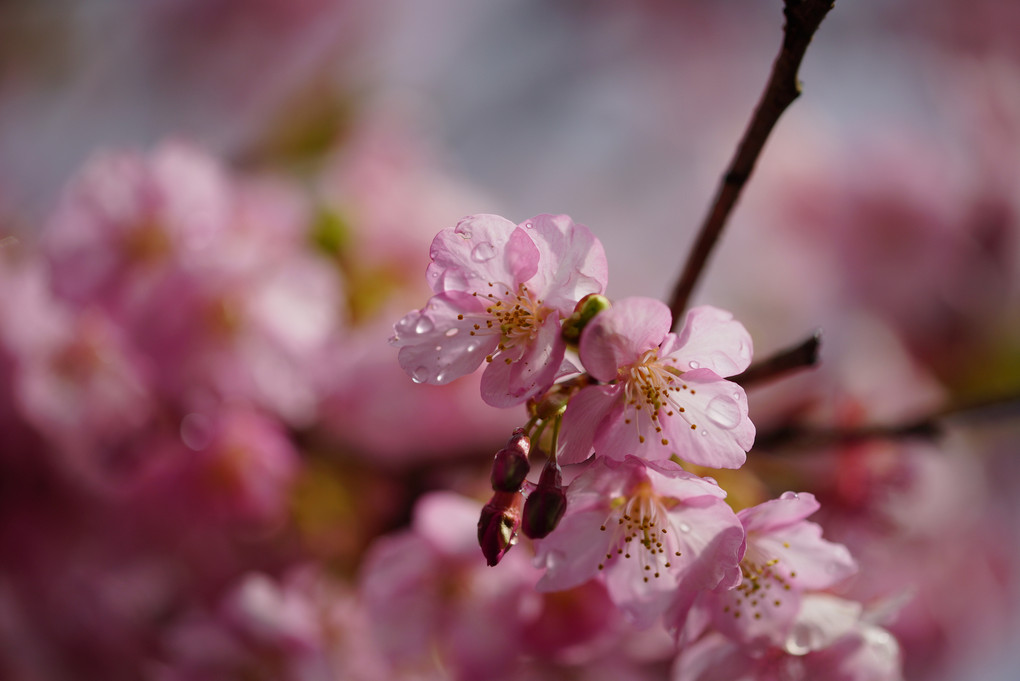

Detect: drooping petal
533,508,614,592
579,296,672,382
738,491,821,534
392,291,497,385
660,305,753,378
524,214,608,312
656,369,753,469
557,384,622,465
426,215,539,293
479,315,565,407
670,632,756,681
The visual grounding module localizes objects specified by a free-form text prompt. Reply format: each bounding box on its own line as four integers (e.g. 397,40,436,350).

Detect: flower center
721,547,795,621
596,482,682,582
467,283,550,363
620,349,697,445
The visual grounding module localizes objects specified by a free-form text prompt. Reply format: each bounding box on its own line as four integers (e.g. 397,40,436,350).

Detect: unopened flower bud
491,429,531,491
561,293,611,344
478,490,524,566
491,447,530,492
522,461,568,539
527,374,591,421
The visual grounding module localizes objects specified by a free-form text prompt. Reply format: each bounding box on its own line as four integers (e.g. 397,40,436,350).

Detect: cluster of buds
478,429,531,566
477,428,568,565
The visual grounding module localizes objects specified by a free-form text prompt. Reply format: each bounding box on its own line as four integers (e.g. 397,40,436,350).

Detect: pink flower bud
477,490,524,566
490,429,531,492
522,461,567,539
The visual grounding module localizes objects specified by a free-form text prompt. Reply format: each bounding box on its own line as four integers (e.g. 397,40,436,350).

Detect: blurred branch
668,0,836,328
733,330,822,388
753,389,1020,452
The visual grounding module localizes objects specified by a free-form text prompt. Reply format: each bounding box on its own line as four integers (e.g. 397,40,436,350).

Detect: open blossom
533,456,744,627
390,213,608,407
672,594,903,681
671,491,858,647
558,297,754,468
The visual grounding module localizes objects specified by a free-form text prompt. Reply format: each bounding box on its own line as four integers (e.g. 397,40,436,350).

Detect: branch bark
667,0,836,328
752,390,1020,452
733,330,821,388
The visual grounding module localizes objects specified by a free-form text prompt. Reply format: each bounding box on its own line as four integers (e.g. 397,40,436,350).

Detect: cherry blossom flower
558,297,754,468
360,491,543,679
672,595,903,681
390,213,608,407
533,456,744,627
671,491,858,647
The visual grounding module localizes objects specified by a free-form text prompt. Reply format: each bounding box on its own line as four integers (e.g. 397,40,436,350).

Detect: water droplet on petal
780,491,800,501
411,366,430,384
863,627,897,661
466,341,480,353
678,522,691,533
688,360,701,369
414,316,434,334
471,241,498,262
524,221,534,229
705,395,741,429
435,370,448,383
786,624,813,656
445,328,459,337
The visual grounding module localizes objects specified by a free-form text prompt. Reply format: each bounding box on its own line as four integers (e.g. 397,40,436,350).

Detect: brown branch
668,0,836,328
733,330,822,388
752,389,1020,452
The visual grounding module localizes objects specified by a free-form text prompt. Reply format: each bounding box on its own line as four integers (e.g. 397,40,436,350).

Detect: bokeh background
1,1,1019,680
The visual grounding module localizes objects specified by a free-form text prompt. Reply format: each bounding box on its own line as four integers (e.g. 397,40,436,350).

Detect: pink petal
479,317,565,407
751,520,858,591
643,458,729,500
579,296,672,382
558,384,622,465
738,492,821,534
661,305,753,378
426,215,538,293
534,508,613,592
392,291,497,385
711,581,802,648
785,594,863,655
656,369,752,469
671,633,754,681
524,214,608,312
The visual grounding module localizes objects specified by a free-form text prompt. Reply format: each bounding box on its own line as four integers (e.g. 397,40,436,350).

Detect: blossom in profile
533,456,744,627
390,213,608,407
558,297,754,468
671,492,857,647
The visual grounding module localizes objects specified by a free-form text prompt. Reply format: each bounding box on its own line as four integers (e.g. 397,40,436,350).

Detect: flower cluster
392,214,902,678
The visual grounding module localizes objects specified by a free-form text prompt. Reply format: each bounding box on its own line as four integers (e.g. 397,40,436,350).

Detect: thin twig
668,0,836,328
753,389,1020,452
733,330,822,388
